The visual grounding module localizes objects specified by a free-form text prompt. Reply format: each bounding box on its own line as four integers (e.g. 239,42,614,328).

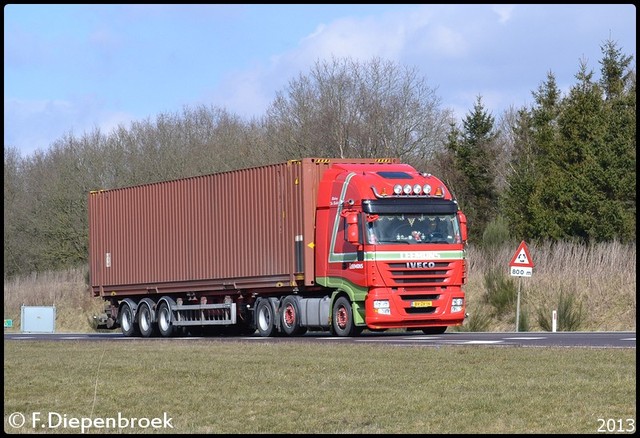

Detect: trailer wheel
138,301,157,338
256,300,277,337
281,296,306,336
157,301,175,337
120,302,140,337
331,296,355,337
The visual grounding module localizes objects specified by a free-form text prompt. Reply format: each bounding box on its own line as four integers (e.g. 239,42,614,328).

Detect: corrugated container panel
88,158,397,291
89,161,308,289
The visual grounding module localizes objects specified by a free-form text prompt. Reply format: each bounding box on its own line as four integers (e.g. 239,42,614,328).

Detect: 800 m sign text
510,267,532,277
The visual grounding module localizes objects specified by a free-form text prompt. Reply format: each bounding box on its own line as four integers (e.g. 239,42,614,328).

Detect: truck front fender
317,277,367,326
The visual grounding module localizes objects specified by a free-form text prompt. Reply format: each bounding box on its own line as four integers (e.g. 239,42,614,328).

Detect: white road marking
443,340,503,344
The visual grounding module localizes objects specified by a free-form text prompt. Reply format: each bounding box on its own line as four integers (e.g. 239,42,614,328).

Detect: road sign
509,240,534,277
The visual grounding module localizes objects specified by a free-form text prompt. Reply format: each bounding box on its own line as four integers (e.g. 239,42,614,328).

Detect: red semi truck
88,158,468,337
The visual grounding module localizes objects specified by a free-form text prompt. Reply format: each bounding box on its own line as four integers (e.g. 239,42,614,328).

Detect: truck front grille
386,261,454,286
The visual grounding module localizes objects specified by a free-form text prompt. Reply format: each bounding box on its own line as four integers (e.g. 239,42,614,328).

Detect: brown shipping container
88,158,394,297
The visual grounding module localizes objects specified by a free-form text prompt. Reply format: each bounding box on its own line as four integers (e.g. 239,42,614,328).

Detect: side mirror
457,211,468,242
346,213,360,244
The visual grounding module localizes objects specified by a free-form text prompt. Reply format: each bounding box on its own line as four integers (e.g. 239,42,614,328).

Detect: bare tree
263,56,453,164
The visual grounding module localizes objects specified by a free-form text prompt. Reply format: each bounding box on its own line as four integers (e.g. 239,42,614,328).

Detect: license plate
411,300,432,308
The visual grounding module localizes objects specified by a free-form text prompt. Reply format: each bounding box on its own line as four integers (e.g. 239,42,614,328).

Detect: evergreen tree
599,38,634,101
503,39,635,243
552,61,608,241
598,39,636,241
502,72,564,240
444,96,500,242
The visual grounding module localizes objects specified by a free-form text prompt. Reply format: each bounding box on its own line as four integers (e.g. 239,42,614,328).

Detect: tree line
3,40,636,278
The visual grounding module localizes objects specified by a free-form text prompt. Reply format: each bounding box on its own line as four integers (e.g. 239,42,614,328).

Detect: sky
4,4,636,157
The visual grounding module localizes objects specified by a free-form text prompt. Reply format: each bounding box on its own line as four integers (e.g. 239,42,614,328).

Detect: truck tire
422,326,447,335
120,302,140,337
280,296,306,336
256,299,277,337
138,301,157,338
157,301,175,338
331,296,355,337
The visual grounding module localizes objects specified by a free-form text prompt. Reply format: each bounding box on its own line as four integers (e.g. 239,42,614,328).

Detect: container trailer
88,158,468,337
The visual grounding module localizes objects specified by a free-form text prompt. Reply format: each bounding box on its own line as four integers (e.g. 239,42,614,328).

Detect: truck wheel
120,303,140,337
256,300,277,337
281,296,305,336
157,301,175,337
421,326,447,335
331,296,355,337
138,301,157,338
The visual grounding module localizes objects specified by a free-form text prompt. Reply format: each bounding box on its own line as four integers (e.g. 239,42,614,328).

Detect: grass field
3,340,636,434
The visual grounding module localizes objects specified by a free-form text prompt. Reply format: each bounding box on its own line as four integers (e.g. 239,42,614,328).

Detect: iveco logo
406,261,436,269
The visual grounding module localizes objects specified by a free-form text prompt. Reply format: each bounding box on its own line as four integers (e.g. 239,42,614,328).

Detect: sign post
509,241,534,331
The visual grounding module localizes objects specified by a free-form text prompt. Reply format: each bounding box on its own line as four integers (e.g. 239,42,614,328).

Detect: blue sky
4,4,636,157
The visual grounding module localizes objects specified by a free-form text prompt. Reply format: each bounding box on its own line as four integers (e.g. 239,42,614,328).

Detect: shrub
483,267,517,316
537,288,585,331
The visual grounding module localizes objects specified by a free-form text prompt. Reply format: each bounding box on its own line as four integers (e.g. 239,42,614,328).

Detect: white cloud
491,4,516,24
204,65,275,120
424,25,468,58
4,97,134,156
205,7,453,119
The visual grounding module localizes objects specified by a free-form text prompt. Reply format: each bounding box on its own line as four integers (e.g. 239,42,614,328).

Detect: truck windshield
366,213,460,244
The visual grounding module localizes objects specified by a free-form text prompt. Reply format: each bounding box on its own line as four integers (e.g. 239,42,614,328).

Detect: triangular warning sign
509,241,534,268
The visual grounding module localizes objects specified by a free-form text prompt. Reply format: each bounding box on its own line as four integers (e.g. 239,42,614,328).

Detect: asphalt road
4,330,635,349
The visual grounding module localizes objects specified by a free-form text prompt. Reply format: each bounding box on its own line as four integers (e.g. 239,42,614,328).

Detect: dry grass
3,241,636,333
463,240,636,332
3,267,104,333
